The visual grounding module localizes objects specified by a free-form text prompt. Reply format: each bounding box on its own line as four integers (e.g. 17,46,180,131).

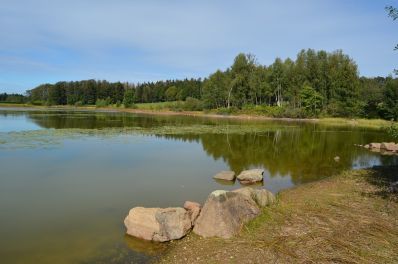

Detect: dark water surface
0,107,396,263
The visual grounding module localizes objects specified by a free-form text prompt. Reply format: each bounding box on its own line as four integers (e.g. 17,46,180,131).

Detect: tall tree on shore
229,53,256,108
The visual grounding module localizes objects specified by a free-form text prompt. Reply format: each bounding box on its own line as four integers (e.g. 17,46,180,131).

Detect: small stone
334,156,340,162
213,170,236,181
237,169,264,184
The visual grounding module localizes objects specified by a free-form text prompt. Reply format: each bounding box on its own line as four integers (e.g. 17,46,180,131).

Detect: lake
0,107,396,264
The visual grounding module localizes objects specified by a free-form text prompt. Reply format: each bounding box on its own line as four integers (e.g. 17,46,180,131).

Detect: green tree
269,58,286,106
299,83,323,115
123,88,136,108
379,78,398,120
202,70,231,108
229,53,256,108
165,86,178,101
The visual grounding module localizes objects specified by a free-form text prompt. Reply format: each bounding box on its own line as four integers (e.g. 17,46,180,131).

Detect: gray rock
154,208,192,242
124,207,192,242
237,169,264,184
213,171,236,181
193,190,260,238
233,187,276,207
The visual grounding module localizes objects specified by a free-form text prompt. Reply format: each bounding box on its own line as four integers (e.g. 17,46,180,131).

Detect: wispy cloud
0,0,397,92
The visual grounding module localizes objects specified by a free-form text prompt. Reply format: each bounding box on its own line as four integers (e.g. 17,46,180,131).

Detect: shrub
74,101,83,107
387,122,398,140
216,107,239,115
30,100,44,106
96,98,110,108
183,97,204,111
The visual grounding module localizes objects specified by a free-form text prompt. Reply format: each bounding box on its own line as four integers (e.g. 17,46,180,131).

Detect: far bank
0,103,394,129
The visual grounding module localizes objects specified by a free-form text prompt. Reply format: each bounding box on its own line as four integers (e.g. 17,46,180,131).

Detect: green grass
135,101,185,111
318,117,395,129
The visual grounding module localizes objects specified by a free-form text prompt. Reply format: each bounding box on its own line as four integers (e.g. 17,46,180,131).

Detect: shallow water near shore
0,107,397,264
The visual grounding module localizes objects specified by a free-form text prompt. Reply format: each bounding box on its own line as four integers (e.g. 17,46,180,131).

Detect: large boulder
233,187,275,207
124,207,192,242
193,190,260,238
183,201,201,225
213,171,236,181
381,142,398,152
237,169,264,184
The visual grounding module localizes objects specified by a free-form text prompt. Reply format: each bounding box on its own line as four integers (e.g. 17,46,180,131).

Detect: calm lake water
0,107,397,264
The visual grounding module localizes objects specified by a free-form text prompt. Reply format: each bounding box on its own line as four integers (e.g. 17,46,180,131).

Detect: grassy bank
0,103,396,129
157,167,398,263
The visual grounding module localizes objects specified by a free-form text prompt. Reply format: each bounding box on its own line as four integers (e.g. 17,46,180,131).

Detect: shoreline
0,104,393,129
157,167,398,263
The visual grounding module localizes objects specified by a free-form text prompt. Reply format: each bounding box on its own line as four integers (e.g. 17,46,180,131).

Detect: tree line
0,93,26,104
2,49,398,120
26,78,202,107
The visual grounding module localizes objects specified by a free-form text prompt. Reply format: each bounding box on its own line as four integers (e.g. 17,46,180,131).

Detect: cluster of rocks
124,170,275,242
357,142,398,155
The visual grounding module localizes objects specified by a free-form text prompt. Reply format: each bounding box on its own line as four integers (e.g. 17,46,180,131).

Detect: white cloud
0,0,396,92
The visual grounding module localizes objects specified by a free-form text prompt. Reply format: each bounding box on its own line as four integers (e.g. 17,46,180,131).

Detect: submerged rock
233,187,275,207
124,207,192,242
193,190,260,238
213,171,236,181
237,169,264,184
183,201,201,225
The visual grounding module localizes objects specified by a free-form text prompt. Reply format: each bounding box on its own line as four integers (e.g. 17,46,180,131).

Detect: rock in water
237,169,264,184
213,171,236,181
183,201,201,225
233,187,275,207
369,143,381,152
381,142,398,152
124,207,192,242
334,156,340,162
193,190,260,238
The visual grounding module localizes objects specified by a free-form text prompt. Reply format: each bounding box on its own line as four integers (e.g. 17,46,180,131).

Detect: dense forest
3,49,398,120
0,93,26,104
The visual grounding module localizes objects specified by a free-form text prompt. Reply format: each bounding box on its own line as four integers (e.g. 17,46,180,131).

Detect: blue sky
0,0,397,93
